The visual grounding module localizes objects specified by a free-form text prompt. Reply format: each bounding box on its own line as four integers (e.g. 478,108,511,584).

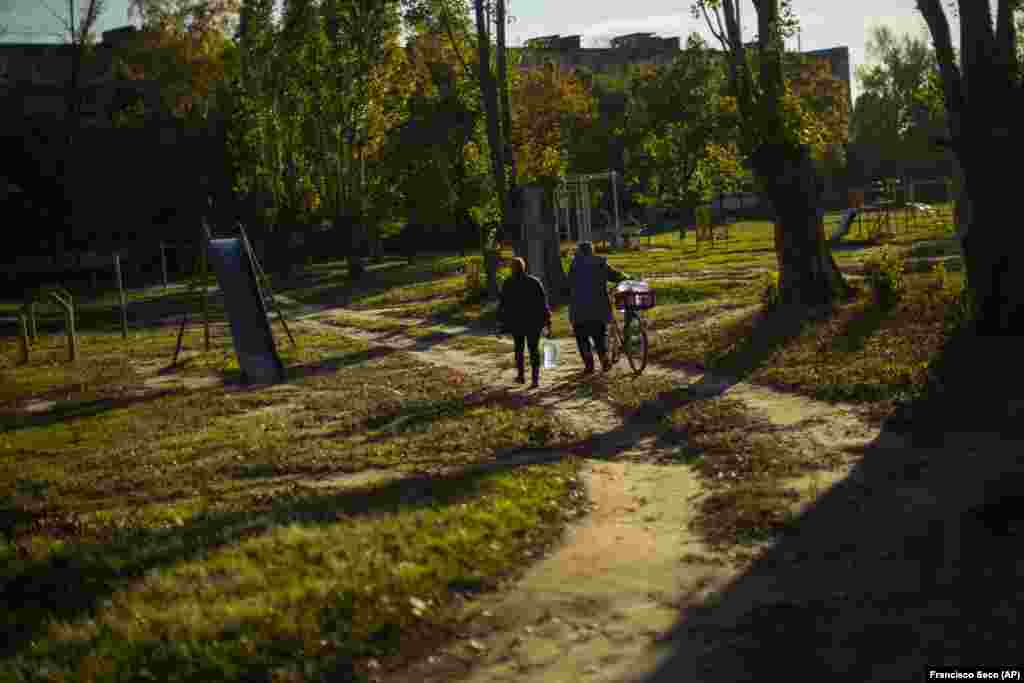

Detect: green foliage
625,34,747,211
851,26,948,178
863,247,906,309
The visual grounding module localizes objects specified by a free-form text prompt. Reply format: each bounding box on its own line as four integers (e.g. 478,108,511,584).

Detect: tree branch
439,1,476,82
699,4,728,50
995,0,1020,89
916,0,964,145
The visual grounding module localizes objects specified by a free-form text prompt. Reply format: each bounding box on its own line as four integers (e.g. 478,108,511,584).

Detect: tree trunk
472,0,504,299
755,144,848,307
346,215,365,280
521,184,567,302
959,168,1024,335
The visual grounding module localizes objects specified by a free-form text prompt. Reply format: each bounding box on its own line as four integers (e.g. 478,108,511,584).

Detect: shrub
760,271,781,310
944,279,974,332
863,247,905,309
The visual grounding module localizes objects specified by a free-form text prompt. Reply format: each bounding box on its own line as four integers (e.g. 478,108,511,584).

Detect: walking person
497,257,552,388
567,242,630,374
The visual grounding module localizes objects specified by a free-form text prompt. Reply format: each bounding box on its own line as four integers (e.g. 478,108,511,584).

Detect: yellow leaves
511,66,597,183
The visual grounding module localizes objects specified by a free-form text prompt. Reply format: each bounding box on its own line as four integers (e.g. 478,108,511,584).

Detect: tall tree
695,0,849,307
851,26,949,180
472,0,506,298
626,35,746,215
915,0,1024,334
44,0,106,260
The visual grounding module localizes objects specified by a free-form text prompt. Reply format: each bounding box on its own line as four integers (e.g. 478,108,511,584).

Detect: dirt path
300,307,888,683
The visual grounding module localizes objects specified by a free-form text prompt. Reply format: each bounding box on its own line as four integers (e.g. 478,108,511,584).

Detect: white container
542,340,560,369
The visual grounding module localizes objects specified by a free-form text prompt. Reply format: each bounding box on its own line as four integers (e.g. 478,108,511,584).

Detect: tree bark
473,0,505,299
915,0,1024,335
704,0,848,309
755,144,848,306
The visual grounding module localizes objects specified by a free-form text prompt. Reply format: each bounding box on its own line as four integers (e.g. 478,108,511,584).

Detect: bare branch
699,3,728,50
916,0,964,144
39,0,71,31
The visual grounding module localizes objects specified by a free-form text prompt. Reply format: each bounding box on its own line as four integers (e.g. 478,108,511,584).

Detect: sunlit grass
0,320,583,682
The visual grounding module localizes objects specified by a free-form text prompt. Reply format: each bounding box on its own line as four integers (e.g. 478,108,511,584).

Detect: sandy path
299,307,887,683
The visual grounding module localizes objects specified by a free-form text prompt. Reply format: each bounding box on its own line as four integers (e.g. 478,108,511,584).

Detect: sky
1,0,958,101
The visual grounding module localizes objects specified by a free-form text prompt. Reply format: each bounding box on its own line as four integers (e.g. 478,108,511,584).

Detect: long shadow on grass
0,455,562,664
637,437,1024,680
0,389,182,433
647,305,825,398
632,330,1024,680
831,301,891,354
286,346,398,381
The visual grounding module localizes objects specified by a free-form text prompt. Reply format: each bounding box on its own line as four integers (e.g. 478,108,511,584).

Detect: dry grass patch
1,323,584,682
648,269,963,415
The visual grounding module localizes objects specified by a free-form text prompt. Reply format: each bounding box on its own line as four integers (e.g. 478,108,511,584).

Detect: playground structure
172,219,295,384
694,205,731,251
16,285,77,365
831,178,955,243
554,171,622,247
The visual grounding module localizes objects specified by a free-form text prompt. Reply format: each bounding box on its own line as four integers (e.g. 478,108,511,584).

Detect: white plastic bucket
542,340,560,369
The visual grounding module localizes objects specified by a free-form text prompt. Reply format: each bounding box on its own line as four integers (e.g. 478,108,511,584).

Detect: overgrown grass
648,268,965,417
0,321,583,682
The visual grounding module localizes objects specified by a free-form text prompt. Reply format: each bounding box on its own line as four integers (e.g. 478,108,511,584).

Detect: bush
760,271,781,310
863,247,905,309
944,279,974,332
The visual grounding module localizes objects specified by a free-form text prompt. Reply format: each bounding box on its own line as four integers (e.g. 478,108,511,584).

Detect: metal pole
160,242,168,289
114,253,128,339
611,170,620,247
200,235,210,352
17,313,29,365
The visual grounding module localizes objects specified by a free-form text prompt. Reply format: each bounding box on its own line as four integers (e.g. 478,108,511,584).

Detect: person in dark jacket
567,242,629,374
497,257,552,387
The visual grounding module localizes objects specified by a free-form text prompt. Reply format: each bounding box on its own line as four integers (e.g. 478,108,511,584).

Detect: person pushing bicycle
566,242,632,374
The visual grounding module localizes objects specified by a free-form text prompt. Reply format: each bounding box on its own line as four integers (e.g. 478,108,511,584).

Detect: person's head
576,242,593,258
509,257,526,275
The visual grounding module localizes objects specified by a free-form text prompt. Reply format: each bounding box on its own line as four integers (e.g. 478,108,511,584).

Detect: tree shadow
635,331,1024,680
285,347,397,382
831,302,890,354
0,454,566,662
643,306,820,395
0,388,182,434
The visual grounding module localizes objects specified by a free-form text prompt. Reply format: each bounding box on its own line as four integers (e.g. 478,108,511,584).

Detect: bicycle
606,282,652,375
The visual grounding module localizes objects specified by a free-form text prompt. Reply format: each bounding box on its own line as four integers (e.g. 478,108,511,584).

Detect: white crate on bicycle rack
614,280,655,311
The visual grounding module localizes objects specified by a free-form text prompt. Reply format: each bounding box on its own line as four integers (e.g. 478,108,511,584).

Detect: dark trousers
573,321,607,357
513,330,542,370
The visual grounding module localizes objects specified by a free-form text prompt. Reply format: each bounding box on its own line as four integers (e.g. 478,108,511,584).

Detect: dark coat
498,272,551,334
568,254,628,324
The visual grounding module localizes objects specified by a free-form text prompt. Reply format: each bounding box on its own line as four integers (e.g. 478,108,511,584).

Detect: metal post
114,253,128,339
200,229,210,352
611,170,620,248
17,313,29,365
28,301,37,343
160,242,168,289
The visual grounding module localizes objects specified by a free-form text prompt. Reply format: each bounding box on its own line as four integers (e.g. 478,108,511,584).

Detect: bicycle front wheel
607,321,622,365
623,318,648,375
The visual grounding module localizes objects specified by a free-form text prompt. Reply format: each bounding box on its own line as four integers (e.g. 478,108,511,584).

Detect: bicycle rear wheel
623,318,648,375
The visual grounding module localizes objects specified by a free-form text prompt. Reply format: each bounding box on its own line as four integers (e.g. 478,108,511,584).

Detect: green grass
0,321,583,682
647,266,964,417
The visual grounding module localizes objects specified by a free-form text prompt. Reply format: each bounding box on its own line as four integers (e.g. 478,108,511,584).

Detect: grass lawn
0,322,583,682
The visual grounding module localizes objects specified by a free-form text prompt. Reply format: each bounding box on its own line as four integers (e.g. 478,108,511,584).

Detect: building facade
514,32,851,98
0,26,162,128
